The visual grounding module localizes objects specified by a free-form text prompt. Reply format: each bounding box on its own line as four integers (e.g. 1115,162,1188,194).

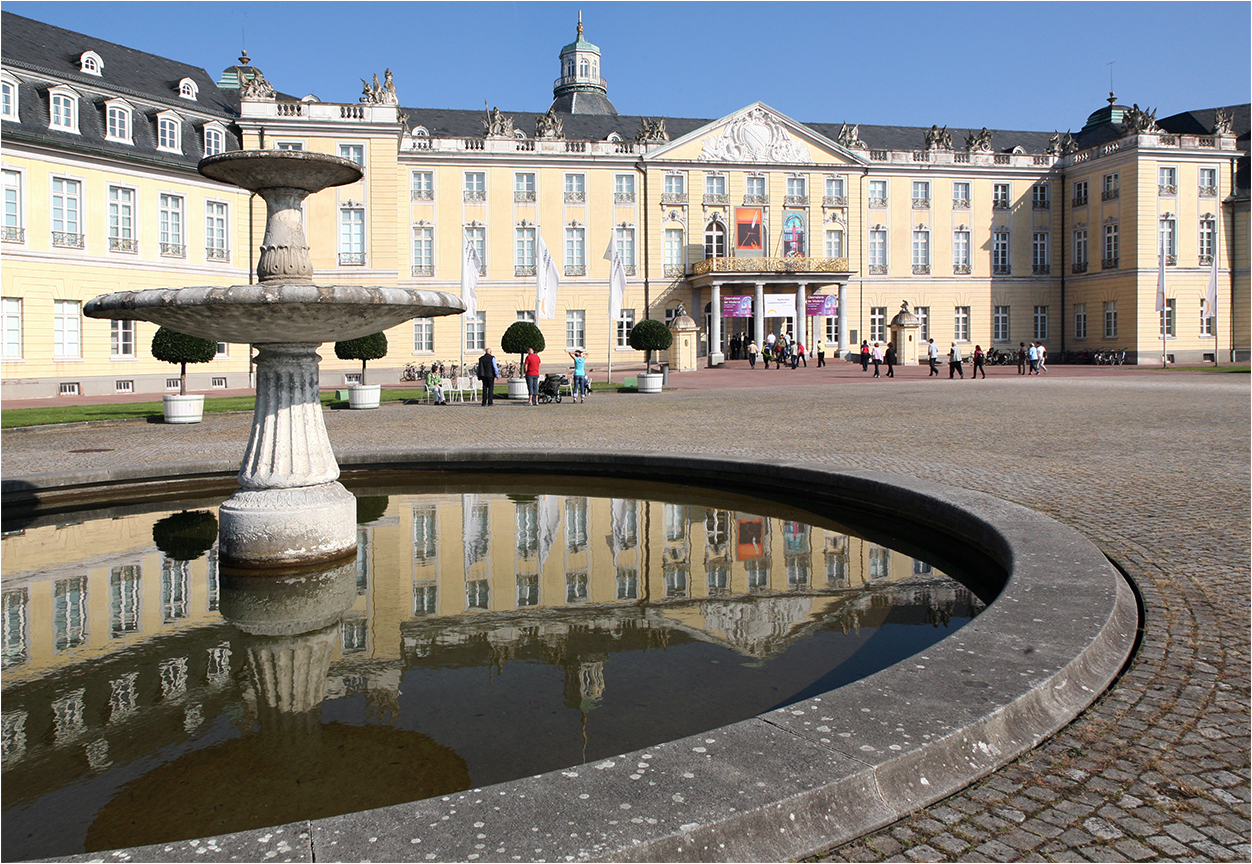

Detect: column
754,282,765,346
836,282,849,355
710,282,723,364
796,283,807,345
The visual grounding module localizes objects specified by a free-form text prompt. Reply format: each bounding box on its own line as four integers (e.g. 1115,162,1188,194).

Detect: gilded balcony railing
691,256,851,275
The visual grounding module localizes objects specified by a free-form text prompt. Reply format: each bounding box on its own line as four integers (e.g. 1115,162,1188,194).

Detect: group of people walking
743,332,830,370
858,340,898,378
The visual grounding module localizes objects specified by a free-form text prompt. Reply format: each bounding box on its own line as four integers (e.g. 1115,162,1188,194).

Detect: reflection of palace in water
2,494,979,778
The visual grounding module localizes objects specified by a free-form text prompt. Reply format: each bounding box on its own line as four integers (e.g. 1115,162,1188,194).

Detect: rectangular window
339,208,364,264
745,175,766,201
614,174,635,201
564,227,585,275
517,310,535,322
1073,228,1088,269
2,169,22,242
1200,300,1214,337
514,172,536,202
870,307,886,343
1103,301,1118,339
1032,232,1049,274
825,175,845,203
1160,298,1176,338
338,143,364,166
1074,303,1087,340
915,306,929,341
994,306,1010,342
824,229,843,258
464,171,485,203
108,186,135,252
107,105,129,141
110,319,134,357
465,225,485,273
1103,224,1119,268
50,92,75,130
912,180,930,208
52,177,81,241
159,194,184,256
205,201,228,260
664,228,683,271
515,227,535,269
203,127,224,157
785,175,807,204
158,117,179,151
617,308,635,347
1199,219,1216,264
992,231,1010,274
993,183,1011,209
911,230,929,273
663,173,685,197
465,311,485,351
869,229,887,273
953,230,970,272
614,227,635,268
1158,166,1176,195
1032,183,1050,209
954,306,970,342
1033,306,1048,341
705,173,726,199
1,80,14,119
1159,219,1176,263
869,179,888,207
1073,180,1089,206
412,226,433,275
1102,172,1119,200
566,310,586,349
411,171,433,201
275,142,303,151
564,173,585,203
54,299,81,359
952,181,970,208
413,317,433,352
1199,167,1217,195
2,297,21,359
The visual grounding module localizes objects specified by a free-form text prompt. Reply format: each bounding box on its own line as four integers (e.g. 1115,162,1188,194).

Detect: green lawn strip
1151,365,1249,373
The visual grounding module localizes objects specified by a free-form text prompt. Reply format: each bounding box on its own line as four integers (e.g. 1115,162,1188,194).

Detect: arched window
579,58,590,77
704,220,726,259
566,59,575,78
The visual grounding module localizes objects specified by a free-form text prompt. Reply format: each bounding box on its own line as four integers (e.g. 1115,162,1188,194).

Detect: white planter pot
348,384,381,409
163,393,205,424
637,373,663,394
507,378,529,400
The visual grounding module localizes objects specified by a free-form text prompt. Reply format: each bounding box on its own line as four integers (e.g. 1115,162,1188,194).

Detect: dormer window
48,86,79,133
79,51,103,76
202,122,226,157
156,111,181,153
177,77,198,101
105,99,133,143
1,72,19,121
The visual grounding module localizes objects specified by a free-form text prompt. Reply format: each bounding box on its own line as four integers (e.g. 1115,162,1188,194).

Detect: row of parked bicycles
401,359,520,381
1057,349,1128,365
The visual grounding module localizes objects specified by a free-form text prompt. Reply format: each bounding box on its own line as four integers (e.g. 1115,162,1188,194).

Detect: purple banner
806,295,838,317
722,295,754,318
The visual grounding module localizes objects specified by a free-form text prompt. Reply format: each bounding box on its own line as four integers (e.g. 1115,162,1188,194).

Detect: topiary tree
152,510,219,562
500,320,546,370
334,332,388,385
628,318,673,373
151,327,218,395
356,495,390,525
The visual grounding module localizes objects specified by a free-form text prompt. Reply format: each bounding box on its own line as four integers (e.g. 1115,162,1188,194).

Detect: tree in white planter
334,332,388,385
151,327,217,395
628,318,673,374
500,321,546,369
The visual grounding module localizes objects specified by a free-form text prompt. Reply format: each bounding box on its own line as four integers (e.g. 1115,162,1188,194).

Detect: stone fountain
85,150,465,567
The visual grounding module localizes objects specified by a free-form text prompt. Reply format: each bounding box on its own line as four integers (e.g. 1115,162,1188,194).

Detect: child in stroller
537,373,568,403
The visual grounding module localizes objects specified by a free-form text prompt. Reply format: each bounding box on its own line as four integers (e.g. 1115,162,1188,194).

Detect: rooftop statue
535,107,565,139
636,116,669,143
1120,103,1161,135
1046,131,1061,155
836,122,866,150
1214,107,1234,136
924,124,953,150
240,69,275,100
359,70,398,105
965,127,994,153
484,104,515,137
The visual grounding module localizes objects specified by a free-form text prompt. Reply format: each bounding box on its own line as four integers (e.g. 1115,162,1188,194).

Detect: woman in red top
524,348,542,405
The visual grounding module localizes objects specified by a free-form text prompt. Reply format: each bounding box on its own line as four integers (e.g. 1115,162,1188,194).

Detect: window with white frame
514,172,536,202
515,226,535,271
1073,228,1088,271
617,308,635,347
49,88,77,132
178,78,198,101
825,175,846,204
994,306,1010,342
516,310,535,322
1033,306,1048,340
824,228,843,258
1158,166,1176,195
413,317,433,352
216,341,228,358
614,174,635,203
992,183,1011,209
1103,301,1117,338
870,307,886,343
1032,183,1050,209
411,171,433,201
205,201,228,260
1072,179,1089,206
868,179,888,207
745,175,766,202
704,173,726,202
1199,167,1217,196
52,177,82,246
2,297,21,358
79,51,102,75
159,194,184,257
1159,218,1176,264
703,220,726,259
785,175,807,204
663,173,685,201
954,306,971,342
1,77,17,120
1160,298,1176,338
869,228,887,273
464,172,486,203
912,181,930,208
664,228,684,274
911,229,930,273
1103,223,1119,268
949,229,969,273
614,227,635,270
108,186,135,252
412,225,433,275
276,141,303,151
1074,303,1088,340
824,316,839,344
339,208,365,265
157,114,181,152
3,169,22,243
952,181,970,208
338,143,364,166
1199,218,1216,265
203,125,224,157
465,225,485,274
915,306,929,341
465,311,485,350
564,226,585,275
566,310,586,349
1200,300,1214,337
1102,172,1119,200
54,299,81,359
564,173,585,204
110,319,135,357
1032,232,1049,274
992,231,1010,274
106,102,131,143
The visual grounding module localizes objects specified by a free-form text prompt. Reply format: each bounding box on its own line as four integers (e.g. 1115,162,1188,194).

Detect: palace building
2,11,1248,399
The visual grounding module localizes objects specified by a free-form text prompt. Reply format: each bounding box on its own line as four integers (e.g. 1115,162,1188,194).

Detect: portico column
754,282,765,346
710,282,723,363
837,282,849,355
796,283,807,345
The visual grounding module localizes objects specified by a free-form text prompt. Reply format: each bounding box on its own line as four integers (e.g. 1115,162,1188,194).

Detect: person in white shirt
927,339,940,376
948,343,964,379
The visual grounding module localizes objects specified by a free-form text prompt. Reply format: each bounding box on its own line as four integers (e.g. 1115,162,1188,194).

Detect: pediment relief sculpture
700,107,814,164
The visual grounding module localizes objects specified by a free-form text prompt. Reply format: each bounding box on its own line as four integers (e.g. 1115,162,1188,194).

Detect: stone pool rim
4,449,1138,864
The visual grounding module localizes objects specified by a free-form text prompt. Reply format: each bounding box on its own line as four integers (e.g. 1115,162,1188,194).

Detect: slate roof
1,11,241,171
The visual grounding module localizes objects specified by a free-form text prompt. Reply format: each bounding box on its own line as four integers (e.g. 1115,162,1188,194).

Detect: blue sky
8,1,1250,131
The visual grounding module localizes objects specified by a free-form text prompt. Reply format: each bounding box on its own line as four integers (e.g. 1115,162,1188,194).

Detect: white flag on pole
603,236,626,324
536,231,559,319
1203,250,1219,320
461,235,482,319
1155,244,1167,313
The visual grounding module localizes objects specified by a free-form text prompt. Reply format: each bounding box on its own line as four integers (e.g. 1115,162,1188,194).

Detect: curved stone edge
20,449,1137,864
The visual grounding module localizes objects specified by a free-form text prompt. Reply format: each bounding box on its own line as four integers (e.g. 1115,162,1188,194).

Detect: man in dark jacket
476,347,499,406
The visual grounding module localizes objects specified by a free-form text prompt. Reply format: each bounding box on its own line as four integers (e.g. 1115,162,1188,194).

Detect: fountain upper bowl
199,149,363,193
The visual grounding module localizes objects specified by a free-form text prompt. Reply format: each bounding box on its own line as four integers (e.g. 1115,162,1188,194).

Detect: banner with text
721,295,754,318
806,295,838,317
763,294,797,319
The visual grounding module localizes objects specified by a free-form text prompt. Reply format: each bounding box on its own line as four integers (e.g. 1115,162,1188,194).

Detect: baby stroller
537,373,567,403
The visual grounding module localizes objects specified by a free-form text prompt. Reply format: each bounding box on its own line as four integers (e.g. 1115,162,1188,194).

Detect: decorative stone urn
84,151,465,567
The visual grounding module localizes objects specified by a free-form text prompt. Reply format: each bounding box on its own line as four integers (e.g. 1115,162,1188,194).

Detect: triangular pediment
643,102,867,166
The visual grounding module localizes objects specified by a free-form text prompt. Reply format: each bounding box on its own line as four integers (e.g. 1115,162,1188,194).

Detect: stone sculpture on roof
1046,131,1061,155
965,127,994,153
1120,104,1161,135
1213,107,1234,136
700,106,812,164
636,116,669,143
924,124,953,150
535,108,565,139
484,105,515,137
836,123,866,150
359,70,398,105
240,69,275,100
1061,131,1078,155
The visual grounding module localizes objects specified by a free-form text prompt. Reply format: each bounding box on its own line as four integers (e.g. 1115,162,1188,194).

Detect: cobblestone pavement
3,369,1249,862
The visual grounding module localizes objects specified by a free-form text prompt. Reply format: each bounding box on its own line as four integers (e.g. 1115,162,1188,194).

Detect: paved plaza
2,362,1249,862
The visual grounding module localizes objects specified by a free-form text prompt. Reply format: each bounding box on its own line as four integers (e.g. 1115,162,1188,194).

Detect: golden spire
577,10,583,39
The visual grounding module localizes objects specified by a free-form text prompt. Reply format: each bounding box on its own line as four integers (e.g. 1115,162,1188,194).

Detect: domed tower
549,12,618,116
